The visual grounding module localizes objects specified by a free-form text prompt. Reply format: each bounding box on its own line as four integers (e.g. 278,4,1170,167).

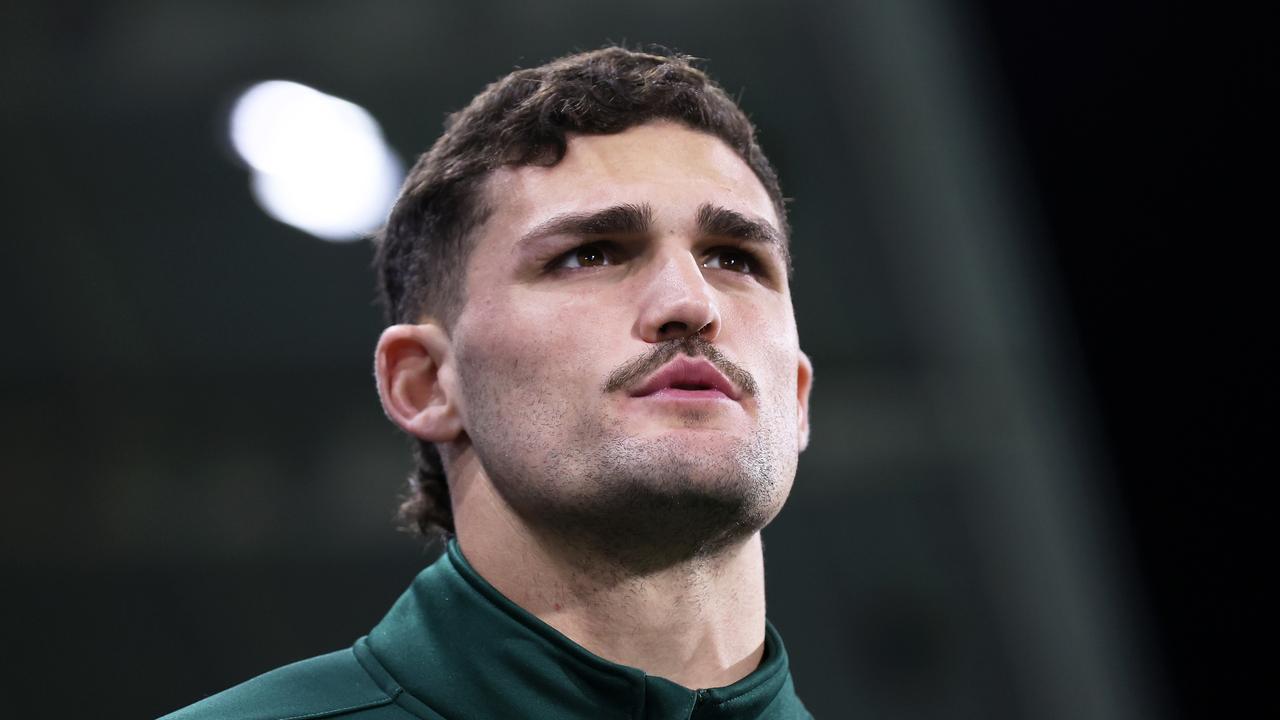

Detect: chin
475,410,799,570
529,434,794,571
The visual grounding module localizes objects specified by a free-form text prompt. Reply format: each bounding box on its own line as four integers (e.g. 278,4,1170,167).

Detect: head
374,47,811,563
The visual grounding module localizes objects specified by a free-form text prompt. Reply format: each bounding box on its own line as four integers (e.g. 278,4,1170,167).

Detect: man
164,46,814,719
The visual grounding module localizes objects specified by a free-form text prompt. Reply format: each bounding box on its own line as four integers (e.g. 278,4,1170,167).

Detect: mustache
602,335,758,397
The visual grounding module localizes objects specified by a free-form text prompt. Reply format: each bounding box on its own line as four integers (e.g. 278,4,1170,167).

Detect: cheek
741,316,802,432
454,291,606,412
726,302,798,387
761,347,799,423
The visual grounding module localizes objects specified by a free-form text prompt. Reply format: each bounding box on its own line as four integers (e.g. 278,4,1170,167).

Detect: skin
376,120,813,689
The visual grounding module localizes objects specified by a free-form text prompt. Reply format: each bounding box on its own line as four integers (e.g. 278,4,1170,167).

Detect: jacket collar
358,539,810,719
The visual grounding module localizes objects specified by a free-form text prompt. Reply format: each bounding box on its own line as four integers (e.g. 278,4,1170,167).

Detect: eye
702,247,759,275
553,242,613,270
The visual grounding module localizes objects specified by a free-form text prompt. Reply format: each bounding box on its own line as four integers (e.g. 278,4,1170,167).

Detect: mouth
628,356,741,401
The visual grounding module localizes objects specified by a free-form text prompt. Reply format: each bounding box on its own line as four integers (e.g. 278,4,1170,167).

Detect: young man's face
448,120,812,555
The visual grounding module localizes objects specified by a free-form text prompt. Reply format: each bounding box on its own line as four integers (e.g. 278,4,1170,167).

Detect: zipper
687,689,707,719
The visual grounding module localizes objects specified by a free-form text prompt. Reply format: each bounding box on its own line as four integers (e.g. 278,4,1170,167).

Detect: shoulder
158,647,411,720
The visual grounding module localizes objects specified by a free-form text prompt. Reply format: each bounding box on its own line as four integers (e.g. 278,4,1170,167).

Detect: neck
450,457,768,689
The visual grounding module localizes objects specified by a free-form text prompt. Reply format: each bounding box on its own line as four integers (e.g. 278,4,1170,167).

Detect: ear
796,350,814,452
374,323,463,443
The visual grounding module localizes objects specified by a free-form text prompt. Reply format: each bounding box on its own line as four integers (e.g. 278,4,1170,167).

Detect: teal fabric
160,540,813,719
159,649,411,720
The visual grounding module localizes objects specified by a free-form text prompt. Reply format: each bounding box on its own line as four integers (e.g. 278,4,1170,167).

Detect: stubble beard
463,392,794,576
457,335,797,575
540,419,788,574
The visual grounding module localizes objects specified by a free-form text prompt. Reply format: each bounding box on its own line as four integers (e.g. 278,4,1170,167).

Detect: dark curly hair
374,45,789,539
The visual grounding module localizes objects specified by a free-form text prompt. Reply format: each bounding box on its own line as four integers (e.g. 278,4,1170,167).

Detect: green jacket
161,540,813,719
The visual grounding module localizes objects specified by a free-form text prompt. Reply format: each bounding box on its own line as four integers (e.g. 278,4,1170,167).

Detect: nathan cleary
165,46,814,720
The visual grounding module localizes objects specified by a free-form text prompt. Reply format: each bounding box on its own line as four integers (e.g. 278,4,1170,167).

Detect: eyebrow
697,203,783,247
519,203,654,247
518,201,790,270
697,203,790,268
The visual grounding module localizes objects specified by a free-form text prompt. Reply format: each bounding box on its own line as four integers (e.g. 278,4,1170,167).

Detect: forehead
481,121,781,235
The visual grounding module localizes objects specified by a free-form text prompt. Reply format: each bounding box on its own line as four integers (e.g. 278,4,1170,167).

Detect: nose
634,249,722,344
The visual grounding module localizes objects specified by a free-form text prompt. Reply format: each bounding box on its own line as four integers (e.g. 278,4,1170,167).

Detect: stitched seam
274,688,401,720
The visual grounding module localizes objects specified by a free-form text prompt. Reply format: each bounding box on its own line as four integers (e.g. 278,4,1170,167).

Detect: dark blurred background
1,1,1268,718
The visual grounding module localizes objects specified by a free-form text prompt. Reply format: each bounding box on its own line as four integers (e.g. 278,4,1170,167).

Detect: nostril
658,321,689,337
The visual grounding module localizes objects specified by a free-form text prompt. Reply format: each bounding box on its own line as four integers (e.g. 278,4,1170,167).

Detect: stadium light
229,80,403,242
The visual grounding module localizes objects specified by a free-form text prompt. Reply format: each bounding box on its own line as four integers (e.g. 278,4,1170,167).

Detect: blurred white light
229,80,403,241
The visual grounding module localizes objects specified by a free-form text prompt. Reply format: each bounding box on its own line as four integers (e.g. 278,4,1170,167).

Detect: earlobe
374,323,463,442
796,350,813,452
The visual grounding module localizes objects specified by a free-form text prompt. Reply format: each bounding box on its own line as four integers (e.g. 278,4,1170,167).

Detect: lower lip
639,388,732,401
